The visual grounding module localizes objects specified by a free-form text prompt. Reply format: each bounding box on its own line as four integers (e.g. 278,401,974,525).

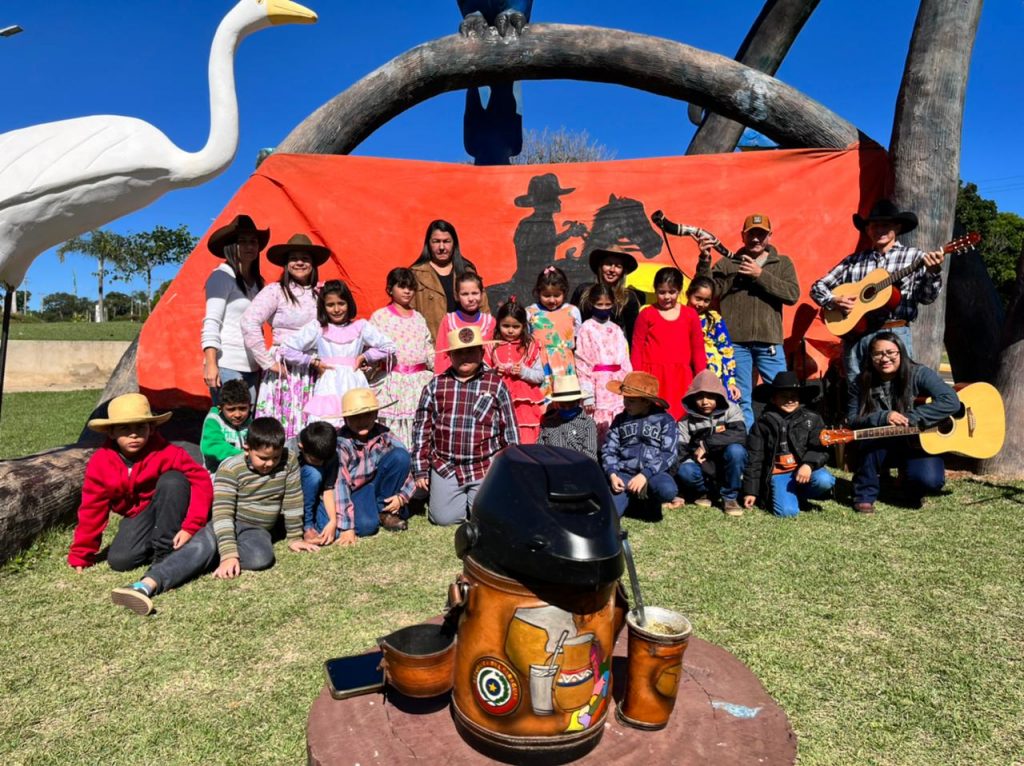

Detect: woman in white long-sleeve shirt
201,215,267,404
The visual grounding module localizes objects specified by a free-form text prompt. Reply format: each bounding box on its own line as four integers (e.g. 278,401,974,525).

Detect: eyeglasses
871,349,900,360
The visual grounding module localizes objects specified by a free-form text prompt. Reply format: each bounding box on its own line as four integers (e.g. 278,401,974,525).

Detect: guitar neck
852,424,921,441
876,257,924,290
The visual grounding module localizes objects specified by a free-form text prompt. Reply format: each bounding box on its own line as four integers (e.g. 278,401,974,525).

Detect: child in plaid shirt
412,325,519,526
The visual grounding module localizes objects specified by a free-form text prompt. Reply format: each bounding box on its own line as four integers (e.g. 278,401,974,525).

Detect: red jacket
68,433,213,568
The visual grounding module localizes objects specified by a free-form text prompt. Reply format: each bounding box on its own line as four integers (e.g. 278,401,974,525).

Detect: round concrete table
307,631,796,765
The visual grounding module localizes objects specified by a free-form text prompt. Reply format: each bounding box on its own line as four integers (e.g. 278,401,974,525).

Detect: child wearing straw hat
412,325,519,526
538,374,598,461
322,387,416,544
68,393,213,572
601,372,680,518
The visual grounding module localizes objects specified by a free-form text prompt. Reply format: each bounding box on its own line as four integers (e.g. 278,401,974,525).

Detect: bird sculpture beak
266,0,318,25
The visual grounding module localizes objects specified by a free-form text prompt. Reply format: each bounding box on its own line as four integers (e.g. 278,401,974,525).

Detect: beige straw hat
341,387,396,418
87,393,172,432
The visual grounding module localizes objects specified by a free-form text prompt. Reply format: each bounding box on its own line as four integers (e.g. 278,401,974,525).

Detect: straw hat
549,374,586,403
340,387,396,418
265,233,331,267
446,325,493,353
207,214,270,258
606,371,669,410
588,243,639,275
87,393,172,432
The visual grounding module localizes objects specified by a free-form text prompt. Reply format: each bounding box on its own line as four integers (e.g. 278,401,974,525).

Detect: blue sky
3,1,1021,307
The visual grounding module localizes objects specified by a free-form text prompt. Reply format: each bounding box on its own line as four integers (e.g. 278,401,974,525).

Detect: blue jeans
852,439,945,505
209,368,259,407
770,467,835,517
676,443,747,501
300,463,328,532
610,472,678,517
732,342,787,429
316,448,412,537
145,522,275,594
843,325,913,386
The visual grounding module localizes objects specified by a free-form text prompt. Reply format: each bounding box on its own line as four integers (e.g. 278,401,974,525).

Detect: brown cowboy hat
606,371,669,410
514,173,575,207
207,214,270,258
588,243,639,275
87,393,172,433
853,199,918,234
266,233,332,268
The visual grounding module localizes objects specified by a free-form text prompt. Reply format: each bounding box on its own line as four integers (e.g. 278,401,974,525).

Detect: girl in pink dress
241,233,326,446
526,266,581,399
631,267,707,420
281,280,396,427
369,268,435,449
485,297,545,443
575,283,632,442
434,271,496,374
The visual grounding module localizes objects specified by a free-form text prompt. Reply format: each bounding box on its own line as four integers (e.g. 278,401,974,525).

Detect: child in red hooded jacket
68,393,213,571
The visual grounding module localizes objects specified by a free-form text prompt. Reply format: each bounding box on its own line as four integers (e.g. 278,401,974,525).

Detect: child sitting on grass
331,387,416,544
538,374,598,461
298,421,339,544
676,369,748,516
741,371,835,518
200,379,252,472
68,393,212,572
110,417,321,616
601,371,680,518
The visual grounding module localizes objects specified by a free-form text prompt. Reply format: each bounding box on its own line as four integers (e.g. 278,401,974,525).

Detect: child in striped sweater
110,417,322,616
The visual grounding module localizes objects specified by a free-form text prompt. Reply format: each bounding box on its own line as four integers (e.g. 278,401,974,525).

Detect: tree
40,292,92,321
104,291,133,320
115,224,197,310
56,230,132,322
511,127,615,165
955,181,1024,306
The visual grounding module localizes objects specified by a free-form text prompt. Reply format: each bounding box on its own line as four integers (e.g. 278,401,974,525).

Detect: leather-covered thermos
616,607,692,730
450,446,623,763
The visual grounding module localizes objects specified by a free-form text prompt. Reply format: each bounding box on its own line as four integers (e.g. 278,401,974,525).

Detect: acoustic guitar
818,382,1004,459
821,232,981,337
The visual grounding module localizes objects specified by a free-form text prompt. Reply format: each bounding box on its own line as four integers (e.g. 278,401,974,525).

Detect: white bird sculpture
0,0,318,289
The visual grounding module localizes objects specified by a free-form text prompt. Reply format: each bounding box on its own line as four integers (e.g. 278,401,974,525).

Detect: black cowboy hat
265,233,332,268
752,370,820,405
587,243,639,275
207,214,270,258
515,173,575,207
853,199,918,234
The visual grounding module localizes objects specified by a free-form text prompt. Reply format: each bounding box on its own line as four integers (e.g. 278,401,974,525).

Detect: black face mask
591,307,613,321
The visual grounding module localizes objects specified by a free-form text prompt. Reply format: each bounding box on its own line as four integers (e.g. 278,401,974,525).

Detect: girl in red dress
631,267,707,420
486,297,545,443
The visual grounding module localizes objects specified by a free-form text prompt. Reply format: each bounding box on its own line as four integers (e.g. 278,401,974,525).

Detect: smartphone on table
324,651,385,700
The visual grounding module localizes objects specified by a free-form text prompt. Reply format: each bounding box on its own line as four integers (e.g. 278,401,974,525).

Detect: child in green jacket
200,379,251,472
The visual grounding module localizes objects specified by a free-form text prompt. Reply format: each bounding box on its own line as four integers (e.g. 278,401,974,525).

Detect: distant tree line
954,181,1024,307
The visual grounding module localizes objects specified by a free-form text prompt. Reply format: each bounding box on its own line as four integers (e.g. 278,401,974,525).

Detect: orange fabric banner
139,147,891,409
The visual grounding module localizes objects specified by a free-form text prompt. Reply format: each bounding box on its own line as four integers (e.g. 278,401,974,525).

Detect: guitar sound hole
862,286,877,301
936,418,954,435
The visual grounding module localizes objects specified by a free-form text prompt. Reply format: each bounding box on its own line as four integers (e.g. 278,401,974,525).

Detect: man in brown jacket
696,214,799,428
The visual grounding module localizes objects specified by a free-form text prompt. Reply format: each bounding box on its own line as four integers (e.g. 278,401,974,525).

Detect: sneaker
111,584,154,616
853,502,876,515
722,499,743,517
379,512,408,532
693,496,713,508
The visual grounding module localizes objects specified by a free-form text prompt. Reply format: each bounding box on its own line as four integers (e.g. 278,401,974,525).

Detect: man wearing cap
697,214,800,428
412,325,519,525
810,199,945,384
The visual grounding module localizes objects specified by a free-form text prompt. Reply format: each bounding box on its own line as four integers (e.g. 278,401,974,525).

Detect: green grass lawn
0,389,101,458
0,478,1021,765
8,321,141,341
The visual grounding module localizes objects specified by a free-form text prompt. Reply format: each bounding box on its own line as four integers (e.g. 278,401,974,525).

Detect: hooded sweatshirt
677,369,746,463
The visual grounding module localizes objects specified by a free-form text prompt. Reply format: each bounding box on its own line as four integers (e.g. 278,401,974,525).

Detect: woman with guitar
809,199,946,386
847,332,960,514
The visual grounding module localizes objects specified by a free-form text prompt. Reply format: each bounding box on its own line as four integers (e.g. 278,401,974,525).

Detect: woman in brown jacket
410,219,490,342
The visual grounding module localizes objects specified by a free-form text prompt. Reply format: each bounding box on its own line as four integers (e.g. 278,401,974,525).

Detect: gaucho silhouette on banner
488,172,664,306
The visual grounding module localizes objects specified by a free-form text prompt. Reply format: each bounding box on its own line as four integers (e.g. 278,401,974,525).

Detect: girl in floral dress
369,268,434,448
485,297,545,443
434,271,496,375
686,276,741,402
575,283,632,442
526,266,581,399
241,233,326,446
281,280,396,427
